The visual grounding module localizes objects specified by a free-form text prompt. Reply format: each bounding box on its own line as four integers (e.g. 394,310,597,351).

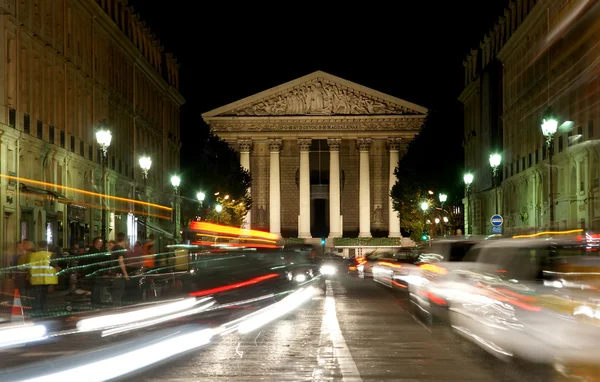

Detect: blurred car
318,253,345,279
409,239,482,323
446,238,600,365
357,251,396,278
372,250,423,290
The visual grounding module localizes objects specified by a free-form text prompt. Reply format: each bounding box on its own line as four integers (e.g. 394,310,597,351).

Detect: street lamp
489,153,502,215
170,175,181,243
439,193,447,237
139,156,152,180
463,173,474,235
420,201,429,240
95,126,112,246
197,192,205,205
541,110,559,230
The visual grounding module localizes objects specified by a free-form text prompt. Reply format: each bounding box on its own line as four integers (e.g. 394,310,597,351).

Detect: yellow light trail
512,229,583,239
1,174,172,211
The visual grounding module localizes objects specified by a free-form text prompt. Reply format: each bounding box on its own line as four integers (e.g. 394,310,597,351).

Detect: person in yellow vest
28,241,59,313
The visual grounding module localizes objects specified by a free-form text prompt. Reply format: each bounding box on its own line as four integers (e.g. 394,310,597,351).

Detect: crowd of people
11,233,160,314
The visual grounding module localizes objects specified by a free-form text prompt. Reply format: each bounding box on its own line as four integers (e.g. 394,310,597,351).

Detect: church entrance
310,140,329,238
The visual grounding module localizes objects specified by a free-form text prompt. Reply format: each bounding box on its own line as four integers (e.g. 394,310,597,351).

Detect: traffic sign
491,226,503,234
490,214,503,227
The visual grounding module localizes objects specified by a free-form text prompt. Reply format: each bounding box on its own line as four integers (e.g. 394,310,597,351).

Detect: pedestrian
28,241,58,313
110,233,132,306
83,237,104,305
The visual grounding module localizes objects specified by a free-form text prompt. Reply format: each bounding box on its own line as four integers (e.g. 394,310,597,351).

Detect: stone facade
0,0,184,269
203,71,426,239
462,0,600,235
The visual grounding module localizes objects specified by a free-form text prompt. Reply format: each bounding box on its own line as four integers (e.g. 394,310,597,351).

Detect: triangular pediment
202,71,427,118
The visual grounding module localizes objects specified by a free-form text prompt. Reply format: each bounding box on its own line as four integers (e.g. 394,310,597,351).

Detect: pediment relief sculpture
221,80,410,117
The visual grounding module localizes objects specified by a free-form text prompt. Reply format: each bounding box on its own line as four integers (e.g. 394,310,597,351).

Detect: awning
20,183,69,203
139,220,174,239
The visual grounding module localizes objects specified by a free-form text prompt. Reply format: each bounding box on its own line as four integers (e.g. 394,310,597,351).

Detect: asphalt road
135,275,554,382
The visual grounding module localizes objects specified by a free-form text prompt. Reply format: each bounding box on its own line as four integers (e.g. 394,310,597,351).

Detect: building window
111,156,115,170
60,131,65,148
97,149,102,165
89,145,93,161
568,131,573,147
579,161,585,192
118,159,122,174
528,153,532,168
80,141,84,156
521,157,525,171
589,120,594,138
9,108,16,128
36,120,43,139
49,126,55,144
23,114,30,134
558,136,564,152
578,125,583,136
70,136,75,152
535,149,539,164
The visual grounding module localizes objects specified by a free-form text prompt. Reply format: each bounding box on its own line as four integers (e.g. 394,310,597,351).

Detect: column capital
238,138,253,153
268,138,282,153
386,137,402,151
297,138,312,151
357,138,372,152
327,138,341,151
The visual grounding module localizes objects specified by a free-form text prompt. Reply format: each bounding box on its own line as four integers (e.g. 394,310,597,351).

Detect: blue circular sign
490,214,503,227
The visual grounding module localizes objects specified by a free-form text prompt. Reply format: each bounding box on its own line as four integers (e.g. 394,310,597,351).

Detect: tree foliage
180,130,252,228
391,108,464,241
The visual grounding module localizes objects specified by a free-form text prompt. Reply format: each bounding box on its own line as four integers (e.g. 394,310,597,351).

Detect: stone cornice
496,0,547,63
209,115,424,134
78,0,185,107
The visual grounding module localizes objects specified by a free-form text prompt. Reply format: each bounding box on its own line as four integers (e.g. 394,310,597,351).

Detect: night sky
128,0,507,198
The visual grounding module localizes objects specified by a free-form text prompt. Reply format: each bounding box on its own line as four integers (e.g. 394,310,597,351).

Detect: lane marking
314,280,362,381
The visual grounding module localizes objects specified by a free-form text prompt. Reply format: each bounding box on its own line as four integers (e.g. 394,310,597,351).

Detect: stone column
328,138,342,238
387,138,401,237
238,139,253,230
269,139,282,235
298,138,312,238
358,138,372,238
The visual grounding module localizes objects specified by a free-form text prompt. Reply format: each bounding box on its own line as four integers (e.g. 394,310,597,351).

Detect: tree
180,130,252,228
391,108,464,241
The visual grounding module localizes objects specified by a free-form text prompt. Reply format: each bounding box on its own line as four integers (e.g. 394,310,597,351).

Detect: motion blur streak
22,329,213,382
512,229,583,239
0,174,171,211
189,274,280,297
101,300,216,337
0,324,47,349
190,221,279,240
238,286,317,334
76,298,210,332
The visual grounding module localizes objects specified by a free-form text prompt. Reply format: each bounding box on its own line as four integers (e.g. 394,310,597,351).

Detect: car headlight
320,265,336,275
294,274,307,282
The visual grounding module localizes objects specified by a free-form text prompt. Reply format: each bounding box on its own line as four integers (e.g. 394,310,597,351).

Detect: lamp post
95,127,112,246
420,201,429,239
215,204,223,224
170,175,181,243
541,111,559,231
463,173,474,235
439,193,447,236
489,153,502,215
139,156,152,240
